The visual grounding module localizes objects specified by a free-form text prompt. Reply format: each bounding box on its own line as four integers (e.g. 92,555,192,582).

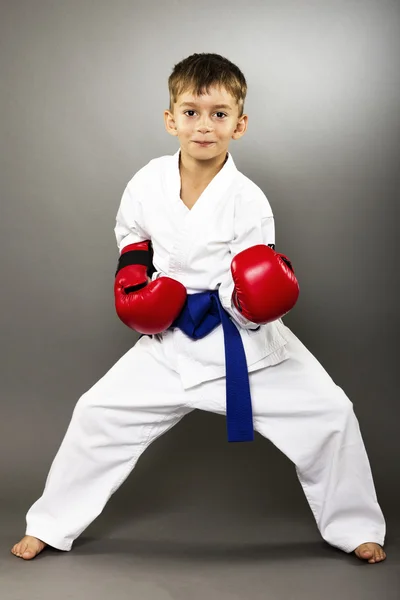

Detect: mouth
194,141,215,146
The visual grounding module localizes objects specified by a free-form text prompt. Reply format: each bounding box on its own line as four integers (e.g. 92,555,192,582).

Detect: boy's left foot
354,542,386,563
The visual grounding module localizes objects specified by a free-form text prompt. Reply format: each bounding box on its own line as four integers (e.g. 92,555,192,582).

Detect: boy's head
164,53,248,161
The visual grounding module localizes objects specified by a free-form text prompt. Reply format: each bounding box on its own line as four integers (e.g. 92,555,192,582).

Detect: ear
232,114,248,140
164,110,178,137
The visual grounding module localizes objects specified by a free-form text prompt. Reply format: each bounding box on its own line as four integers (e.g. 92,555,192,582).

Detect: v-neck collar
165,147,238,219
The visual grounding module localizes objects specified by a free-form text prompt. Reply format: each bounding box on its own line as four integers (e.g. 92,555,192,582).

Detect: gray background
1,0,399,598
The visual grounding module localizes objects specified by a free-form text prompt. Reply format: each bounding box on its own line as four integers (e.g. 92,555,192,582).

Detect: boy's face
164,85,248,161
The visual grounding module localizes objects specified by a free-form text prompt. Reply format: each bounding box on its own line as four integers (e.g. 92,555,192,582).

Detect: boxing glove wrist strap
115,248,156,276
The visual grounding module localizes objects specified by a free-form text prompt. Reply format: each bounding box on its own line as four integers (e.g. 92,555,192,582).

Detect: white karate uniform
25,149,386,553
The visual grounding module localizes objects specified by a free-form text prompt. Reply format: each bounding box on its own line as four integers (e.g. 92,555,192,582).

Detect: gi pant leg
25,336,195,551
199,323,386,554
25,320,386,555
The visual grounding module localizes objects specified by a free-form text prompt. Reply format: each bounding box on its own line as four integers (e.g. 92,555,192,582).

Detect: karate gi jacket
114,148,290,389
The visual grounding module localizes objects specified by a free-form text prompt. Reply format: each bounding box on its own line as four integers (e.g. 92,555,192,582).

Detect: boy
12,53,386,563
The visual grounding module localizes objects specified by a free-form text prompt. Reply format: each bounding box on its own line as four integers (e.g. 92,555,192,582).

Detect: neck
179,148,228,185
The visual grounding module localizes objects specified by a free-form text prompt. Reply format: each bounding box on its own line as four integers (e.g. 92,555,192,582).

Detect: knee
72,391,100,420
325,385,354,422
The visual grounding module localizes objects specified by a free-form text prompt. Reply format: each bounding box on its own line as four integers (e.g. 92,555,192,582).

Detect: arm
218,196,276,329
218,194,299,327
114,182,150,253
114,184,186,334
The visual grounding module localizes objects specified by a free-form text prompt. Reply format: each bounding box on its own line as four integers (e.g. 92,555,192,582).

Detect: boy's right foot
11,535,47,560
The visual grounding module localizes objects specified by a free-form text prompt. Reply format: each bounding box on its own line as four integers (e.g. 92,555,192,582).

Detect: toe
356,546,373,559
11,539,43,560
354,542,385,563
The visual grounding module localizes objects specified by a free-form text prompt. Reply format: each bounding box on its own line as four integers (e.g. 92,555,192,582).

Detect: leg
197,323,386,559
18,336,193,553
249,325,386,557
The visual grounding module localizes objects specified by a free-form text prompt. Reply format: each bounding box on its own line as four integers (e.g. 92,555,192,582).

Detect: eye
183,111,227,119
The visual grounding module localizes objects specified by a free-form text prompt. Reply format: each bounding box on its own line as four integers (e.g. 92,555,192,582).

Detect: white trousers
25,323,386,553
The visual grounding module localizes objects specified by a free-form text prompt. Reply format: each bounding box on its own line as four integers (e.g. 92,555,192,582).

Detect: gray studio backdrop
1,0,399,541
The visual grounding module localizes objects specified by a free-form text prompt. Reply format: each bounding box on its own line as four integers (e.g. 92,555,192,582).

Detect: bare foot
11,535,47,560
354,542,386,564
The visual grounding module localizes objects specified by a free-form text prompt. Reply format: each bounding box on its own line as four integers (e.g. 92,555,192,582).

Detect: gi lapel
166,148,239,224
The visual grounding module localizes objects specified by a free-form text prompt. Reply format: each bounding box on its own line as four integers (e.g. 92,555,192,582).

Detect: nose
197,118,213,133
197,126,213,138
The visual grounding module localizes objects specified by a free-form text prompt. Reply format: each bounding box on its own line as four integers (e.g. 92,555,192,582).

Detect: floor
3,505,399,600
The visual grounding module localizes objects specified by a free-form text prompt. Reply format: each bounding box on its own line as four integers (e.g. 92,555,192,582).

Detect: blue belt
172,291,254,443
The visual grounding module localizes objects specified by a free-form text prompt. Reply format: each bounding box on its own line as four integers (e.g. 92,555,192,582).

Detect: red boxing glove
231,244,300,324
114,241,187,334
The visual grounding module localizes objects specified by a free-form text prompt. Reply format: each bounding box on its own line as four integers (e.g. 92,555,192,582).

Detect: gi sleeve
217,194,275,330
114,181,150,253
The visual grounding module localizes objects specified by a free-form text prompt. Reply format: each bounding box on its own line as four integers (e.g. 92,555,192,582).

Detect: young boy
12,53,386,563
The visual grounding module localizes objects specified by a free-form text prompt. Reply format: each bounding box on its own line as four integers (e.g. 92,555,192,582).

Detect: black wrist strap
115,242,157,278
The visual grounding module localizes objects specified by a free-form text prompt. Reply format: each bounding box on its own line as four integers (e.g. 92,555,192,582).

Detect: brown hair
168,53,247,117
